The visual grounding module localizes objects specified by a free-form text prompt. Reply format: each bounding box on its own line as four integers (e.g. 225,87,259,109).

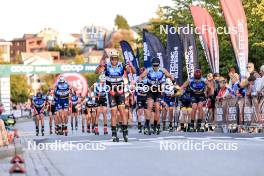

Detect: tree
83,73,99,87
11,75,31,103
12,53,23,64
40,74,58,93
74,55,85,64
115,15,130,30
139,0,264,77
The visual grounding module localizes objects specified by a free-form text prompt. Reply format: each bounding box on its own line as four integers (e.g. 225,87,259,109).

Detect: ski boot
187,124,195,132
87,127,91,133
104,126,108,135
144,126,151,135
156,125,161,135
138,124,142,133
150,124,155,134
60,126,64,135
41,127,44,136
55,125,59,135
169,124,174,132
123,125,128,142
36,127,39,136
64,126,68,136
94,127,99,135
112,126,119,142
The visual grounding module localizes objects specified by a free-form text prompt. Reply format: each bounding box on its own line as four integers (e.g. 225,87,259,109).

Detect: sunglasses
152,64,159,67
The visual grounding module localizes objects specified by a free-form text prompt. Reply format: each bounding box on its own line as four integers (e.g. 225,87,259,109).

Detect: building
21,52,55,65
104,29,136,49
0,39,12,62
10,35,46,59
81,25,107,49
83,50,103,64
37,28,61,48
21,52,54,94
61,33,83,49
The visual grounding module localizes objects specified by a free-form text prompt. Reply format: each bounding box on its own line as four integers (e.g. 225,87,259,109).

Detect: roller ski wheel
198,126,205,132
123,136,128,142
169,127,174,133
103,127,108,135
156,128,161,135
188,127,195,132
112,136,119,142
94,128,99,135
144,127,151,135
180,127,186,132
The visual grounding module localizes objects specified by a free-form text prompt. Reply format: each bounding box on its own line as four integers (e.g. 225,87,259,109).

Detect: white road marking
162,136,186,139
205,136,233,139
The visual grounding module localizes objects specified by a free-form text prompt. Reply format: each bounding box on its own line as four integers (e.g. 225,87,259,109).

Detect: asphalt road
1,117,264,176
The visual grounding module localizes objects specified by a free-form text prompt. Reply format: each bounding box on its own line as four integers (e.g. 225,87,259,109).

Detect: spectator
256,65,264,95
0,103,4,115
247,62,261,79
228,67,239,87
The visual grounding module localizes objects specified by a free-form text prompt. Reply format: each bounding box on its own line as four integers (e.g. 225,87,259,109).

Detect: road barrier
211,96,264,133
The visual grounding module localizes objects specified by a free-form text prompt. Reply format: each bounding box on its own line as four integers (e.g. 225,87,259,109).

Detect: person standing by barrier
216,77,233,123
256,65,264,95
206,73,216,126
247,62,261,79
256,65,264,125
231,74,247,127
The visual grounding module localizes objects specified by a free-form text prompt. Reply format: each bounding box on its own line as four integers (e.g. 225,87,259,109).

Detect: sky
0,0,173,40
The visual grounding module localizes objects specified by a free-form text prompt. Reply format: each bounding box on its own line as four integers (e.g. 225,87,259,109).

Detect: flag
165,25,184,84
120,40,140,76
190,5,219,74
179,24,199,79
220,0,248,78
143,29,165,68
